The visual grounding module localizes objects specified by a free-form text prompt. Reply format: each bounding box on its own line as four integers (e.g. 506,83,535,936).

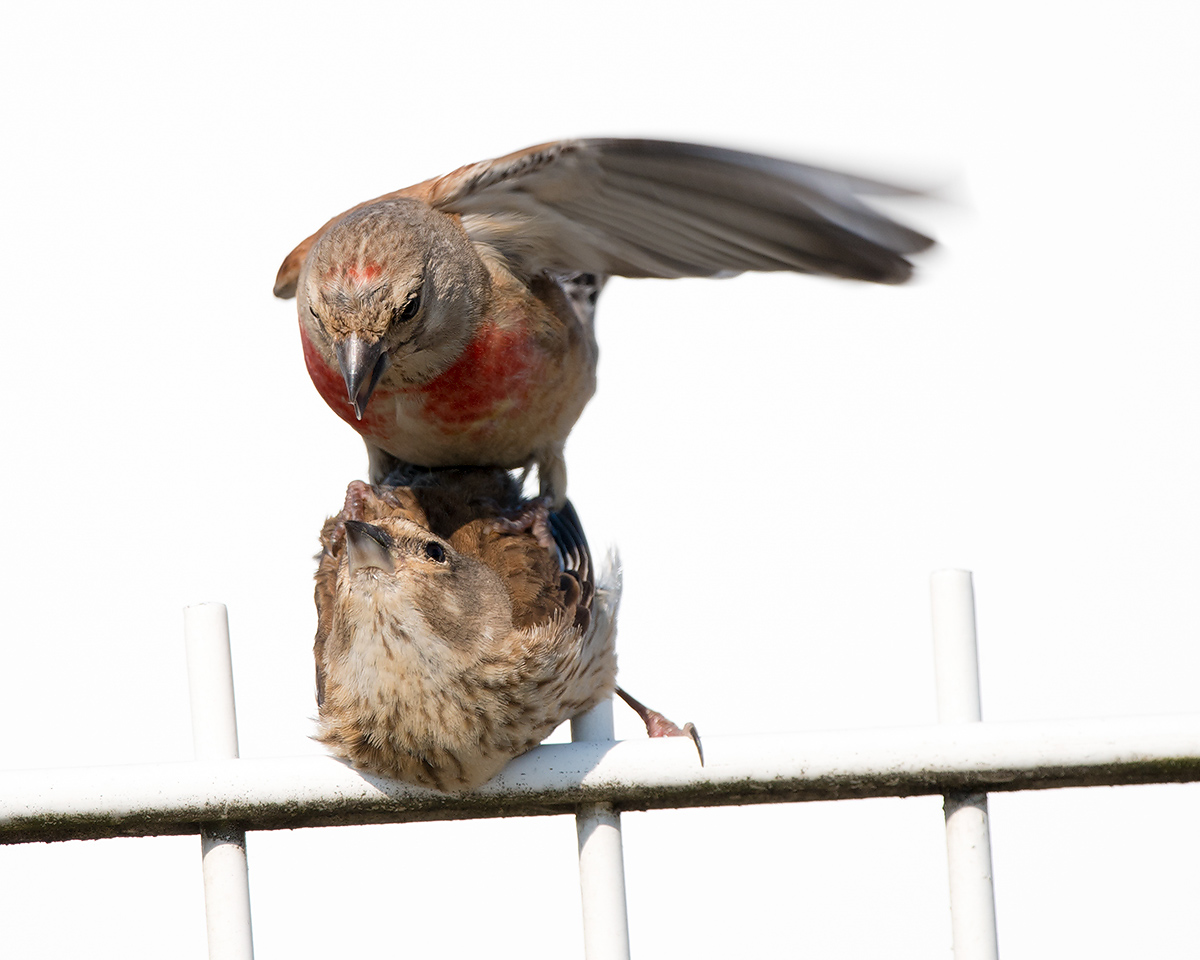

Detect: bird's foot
616,687,703,766
341,480,374,521
487,498,555,551
340,479,401,524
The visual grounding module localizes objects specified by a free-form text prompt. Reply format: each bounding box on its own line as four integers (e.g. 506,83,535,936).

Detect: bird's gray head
301,199,492,417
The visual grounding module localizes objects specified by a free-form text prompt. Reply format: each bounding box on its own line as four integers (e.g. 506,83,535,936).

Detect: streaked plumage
313,467,618,791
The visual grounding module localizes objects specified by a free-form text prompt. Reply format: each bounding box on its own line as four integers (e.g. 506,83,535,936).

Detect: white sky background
1,2,1197,956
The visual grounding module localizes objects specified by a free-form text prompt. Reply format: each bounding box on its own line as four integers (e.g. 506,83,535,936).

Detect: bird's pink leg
616,687,703,765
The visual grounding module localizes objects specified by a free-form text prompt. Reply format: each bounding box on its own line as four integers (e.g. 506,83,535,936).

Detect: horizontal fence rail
4,713,1200,845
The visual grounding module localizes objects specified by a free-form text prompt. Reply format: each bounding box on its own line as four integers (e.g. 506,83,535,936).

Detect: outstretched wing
427,138,933,284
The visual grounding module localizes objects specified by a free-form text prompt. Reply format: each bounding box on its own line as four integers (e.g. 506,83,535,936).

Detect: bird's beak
344,521,395,575
335,334,391,420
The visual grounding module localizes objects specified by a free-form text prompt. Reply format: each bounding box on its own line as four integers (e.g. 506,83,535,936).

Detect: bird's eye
309,305,320,320
423,541,446,563
393,292,421,324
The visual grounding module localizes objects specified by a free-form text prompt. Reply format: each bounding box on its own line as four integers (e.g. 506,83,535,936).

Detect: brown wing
426,138,933,284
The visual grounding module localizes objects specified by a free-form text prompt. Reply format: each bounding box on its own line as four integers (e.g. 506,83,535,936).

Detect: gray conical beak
344,521,395,575
335,334,391,420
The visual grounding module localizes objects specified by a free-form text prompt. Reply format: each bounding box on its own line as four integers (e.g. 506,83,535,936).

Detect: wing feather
432,138,933,283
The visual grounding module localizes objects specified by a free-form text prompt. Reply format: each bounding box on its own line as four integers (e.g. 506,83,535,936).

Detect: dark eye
393,292,421,324
423,541,446,563
309,304,320,320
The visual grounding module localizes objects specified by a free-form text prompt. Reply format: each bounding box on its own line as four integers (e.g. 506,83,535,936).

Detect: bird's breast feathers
406,319,544,427
300,305,594,465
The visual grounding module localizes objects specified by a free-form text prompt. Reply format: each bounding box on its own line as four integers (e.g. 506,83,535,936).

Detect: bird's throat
301,320,377,429
301,314,545,439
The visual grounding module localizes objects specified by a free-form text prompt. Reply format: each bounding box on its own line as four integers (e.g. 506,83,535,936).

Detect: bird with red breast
275,138,933,507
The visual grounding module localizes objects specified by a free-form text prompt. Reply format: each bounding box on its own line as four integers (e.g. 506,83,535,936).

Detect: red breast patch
414,323,539,428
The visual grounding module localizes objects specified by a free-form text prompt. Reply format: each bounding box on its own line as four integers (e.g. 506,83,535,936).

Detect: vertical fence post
930,570,999,960
184,603,255,960
571,697,632,960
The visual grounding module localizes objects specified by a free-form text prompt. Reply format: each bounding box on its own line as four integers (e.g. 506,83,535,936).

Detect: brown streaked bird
313,467,696,791
275,138,934,505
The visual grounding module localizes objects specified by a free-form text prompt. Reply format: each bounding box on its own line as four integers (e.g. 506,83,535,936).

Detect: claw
487,497,555,551
616,687,704,766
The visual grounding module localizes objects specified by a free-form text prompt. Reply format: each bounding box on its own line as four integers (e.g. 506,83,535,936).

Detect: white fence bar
4,714,1199,845
184,603,254,960
931,571,999,960
571,699,632,960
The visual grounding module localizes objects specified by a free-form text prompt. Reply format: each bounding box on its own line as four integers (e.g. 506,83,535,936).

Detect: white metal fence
4,570,1199,959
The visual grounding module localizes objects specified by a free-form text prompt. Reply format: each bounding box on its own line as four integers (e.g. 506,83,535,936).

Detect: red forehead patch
326,262,383,285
